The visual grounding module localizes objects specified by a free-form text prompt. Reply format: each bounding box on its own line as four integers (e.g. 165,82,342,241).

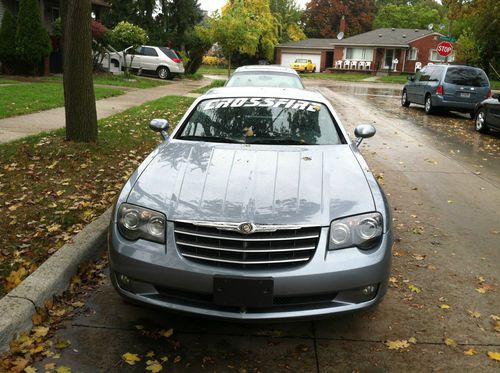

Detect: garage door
281,52,321,72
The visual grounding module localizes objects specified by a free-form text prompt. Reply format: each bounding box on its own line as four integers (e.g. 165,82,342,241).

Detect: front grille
174,222,320,269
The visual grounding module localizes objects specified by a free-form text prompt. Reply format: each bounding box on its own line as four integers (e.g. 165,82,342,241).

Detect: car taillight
487,88,491,98
436,85,444,95
172,58,181,63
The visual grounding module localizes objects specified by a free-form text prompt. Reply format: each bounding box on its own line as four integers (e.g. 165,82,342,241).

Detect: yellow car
290,58,316,73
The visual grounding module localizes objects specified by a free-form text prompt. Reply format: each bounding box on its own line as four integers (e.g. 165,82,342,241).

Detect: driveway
29,80,500,372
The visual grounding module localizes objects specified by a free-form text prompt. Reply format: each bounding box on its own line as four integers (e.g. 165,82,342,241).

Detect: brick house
274,38,336,72
331,28,454,74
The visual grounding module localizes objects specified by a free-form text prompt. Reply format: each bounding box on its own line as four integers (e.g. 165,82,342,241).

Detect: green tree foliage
210,0,278,75
270,0,306,42
109,21,148,75
455,28,481,65
302,0,376,38
15,0,52,72
183,25,212,74
0,10,17,72
373,2,443,29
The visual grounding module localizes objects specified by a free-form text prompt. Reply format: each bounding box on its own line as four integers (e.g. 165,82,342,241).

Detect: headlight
117,203,166,244
329,212,383,250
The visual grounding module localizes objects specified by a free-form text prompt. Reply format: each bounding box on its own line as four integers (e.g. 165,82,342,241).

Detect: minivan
402,64,491,117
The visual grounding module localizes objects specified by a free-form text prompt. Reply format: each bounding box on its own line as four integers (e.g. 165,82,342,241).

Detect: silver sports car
108,87,393,320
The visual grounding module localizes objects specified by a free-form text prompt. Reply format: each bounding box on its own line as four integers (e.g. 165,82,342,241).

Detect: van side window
420,67,433,82
430,67,443,81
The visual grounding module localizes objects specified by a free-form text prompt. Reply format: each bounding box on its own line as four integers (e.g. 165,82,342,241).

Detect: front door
384,49,394,69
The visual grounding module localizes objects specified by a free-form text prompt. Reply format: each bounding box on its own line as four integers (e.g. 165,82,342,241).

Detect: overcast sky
198,0,309,13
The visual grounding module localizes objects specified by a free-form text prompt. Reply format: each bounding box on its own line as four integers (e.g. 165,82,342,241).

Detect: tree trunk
227,54,231,78
61,0,98,143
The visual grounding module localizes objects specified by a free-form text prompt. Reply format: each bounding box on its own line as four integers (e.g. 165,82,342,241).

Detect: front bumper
108,223,392,320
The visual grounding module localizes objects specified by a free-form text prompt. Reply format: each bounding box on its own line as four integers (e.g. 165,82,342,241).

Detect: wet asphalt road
32,81,500,372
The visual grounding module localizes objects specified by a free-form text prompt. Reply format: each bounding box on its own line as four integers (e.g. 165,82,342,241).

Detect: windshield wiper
178,135,243,144
247,138,312,145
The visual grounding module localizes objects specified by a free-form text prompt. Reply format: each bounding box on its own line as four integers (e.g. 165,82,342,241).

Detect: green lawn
0,77,21,85
375,75,410,84
0,95,194,296
0,83,123,119
44,74,168,89
302,72,372,81
192,79,226,94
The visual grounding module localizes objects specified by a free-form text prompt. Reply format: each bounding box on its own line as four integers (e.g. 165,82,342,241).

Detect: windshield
226,72,304,89
176,97,342,145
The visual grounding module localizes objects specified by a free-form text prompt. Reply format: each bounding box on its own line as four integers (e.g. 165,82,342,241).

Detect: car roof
233,65,299,75
202,87,327,103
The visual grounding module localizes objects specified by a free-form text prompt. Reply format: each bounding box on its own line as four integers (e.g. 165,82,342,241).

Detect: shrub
0,10,17,72
202,56,227,67
15,0,51,71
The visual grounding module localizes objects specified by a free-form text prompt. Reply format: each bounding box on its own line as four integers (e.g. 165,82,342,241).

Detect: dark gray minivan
402,64,491,117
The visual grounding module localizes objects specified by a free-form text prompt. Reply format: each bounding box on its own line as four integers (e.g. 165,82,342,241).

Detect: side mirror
354,124,376,146
149,118,169,139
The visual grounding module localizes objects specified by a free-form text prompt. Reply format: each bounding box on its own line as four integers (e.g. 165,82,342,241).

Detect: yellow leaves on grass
161,328,173,338
5,266,28,290
122,352,141,365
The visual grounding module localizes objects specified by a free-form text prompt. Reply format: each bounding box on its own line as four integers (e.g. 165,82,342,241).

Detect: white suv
111,45,185,79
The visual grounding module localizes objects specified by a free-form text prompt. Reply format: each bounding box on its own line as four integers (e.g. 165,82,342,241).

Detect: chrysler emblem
238,222,255,234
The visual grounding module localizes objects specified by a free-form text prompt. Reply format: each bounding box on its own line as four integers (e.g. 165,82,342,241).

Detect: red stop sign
436,41,453,57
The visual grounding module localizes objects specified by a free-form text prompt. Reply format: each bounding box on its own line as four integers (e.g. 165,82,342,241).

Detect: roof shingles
277,38,336,49
332,28,440,47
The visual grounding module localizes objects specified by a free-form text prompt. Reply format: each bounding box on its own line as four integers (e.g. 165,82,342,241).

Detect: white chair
343,60,351,69
335,60,343,69
357,61,365,70
415,61,422,72
365,61,372,70
350,60,358,69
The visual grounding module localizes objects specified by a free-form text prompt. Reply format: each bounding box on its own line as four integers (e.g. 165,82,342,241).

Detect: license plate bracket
213,276,274,307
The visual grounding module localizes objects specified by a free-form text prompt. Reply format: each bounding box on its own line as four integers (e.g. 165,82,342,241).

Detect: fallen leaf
55,340,71,350
385,340,410,350
463,347,477,356
439,304,451,309
162,328,173,338
476,287,487,294
122,352,141,365
146,360,163,372
174,355,182,363
32,326,49,338
146,351,155,358
408,284,421,293
55,367,71,373
467,310,481,318
408,337,417,344
444,338,457,347
24,367,37,373
488,351,500,361
44,363,56,370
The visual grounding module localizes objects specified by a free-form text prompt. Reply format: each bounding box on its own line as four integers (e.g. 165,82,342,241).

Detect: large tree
270,0,306,42
210,0,278,75
0,10,17,73
61,0,98,142
302,0,376,38
373,2,444,29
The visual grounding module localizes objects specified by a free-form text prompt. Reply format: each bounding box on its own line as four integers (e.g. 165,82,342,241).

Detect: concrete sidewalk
0,78,209,143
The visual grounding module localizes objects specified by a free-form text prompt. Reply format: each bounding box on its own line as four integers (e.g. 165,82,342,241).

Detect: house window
430,50,455,62
345,48,374,60
408,48,418,60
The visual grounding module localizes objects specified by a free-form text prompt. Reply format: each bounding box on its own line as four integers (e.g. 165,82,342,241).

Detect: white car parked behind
110,45,185,79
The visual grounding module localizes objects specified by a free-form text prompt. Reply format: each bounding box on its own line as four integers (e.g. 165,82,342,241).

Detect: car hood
127,141,375,226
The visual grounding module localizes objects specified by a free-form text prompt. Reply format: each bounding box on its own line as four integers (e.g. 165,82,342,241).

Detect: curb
0,207,112,352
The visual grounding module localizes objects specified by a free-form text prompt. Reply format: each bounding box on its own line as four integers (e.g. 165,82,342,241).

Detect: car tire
474,108,489,133
157,66,171,80
401,90,410,107
424,94,434,114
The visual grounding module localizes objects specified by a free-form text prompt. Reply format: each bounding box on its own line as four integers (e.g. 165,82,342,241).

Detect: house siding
405,34,441,72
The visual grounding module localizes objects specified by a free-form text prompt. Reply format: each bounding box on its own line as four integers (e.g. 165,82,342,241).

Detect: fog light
361,285,376,295
119,274,130,285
